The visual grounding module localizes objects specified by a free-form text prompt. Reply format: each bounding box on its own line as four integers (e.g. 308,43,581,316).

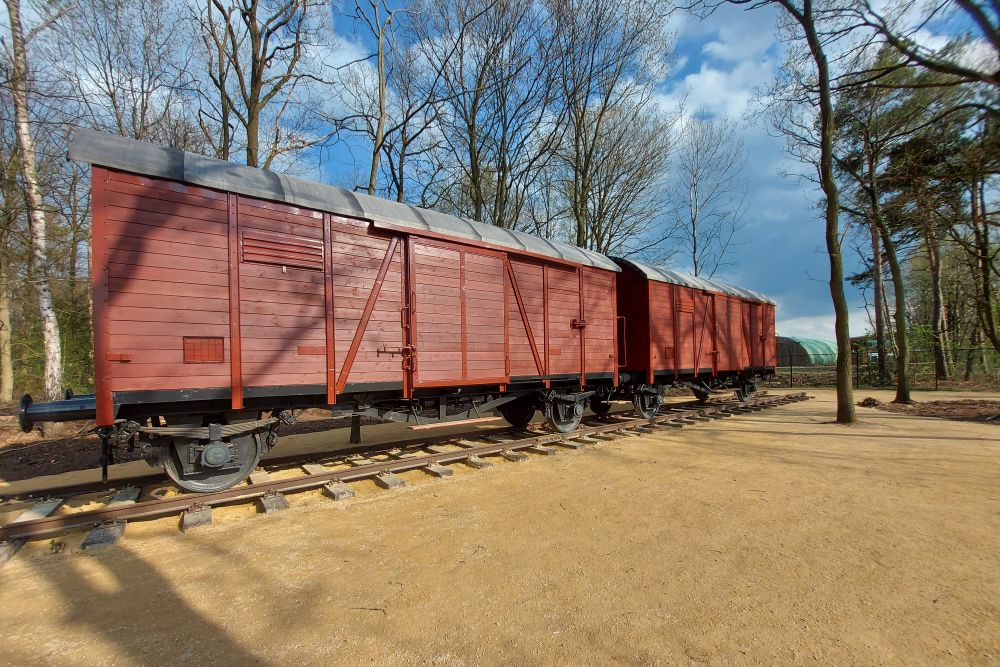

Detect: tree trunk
965,325,978,381
5,0,63,405
870,220,888,383
0,254,13,405
970,180,1000,353
800,5,855,422
874,214,911,402
368,26,387,196
863,140,910,403
925,225,950,380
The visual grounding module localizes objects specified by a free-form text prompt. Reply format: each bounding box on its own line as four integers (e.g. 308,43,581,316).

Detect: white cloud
777,314,869,340
657,58,774,120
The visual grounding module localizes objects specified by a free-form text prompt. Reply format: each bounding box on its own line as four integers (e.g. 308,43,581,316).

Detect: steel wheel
589,396,612,416
163,432,263,493
693,389,709,404
738,381,757,402
500,399,535,429
633,388,661,419
547,399,583,433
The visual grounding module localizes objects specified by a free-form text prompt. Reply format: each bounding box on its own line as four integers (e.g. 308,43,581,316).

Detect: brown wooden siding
102,169,231,395
545,265,581,376
582,268,616,375
506,259,546,377
238,196,326,388
330,218,405,387
411,240,506,386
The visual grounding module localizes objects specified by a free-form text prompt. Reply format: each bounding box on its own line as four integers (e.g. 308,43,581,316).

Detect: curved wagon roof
69,129,620,272
613,258,774,304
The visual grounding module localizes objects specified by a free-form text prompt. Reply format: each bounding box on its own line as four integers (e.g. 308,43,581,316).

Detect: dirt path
0,388,998,665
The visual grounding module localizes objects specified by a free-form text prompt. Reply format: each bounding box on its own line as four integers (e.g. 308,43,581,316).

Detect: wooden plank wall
506,259,546,377
237,197,326,388
649,282,674,377
545,265,581,376
102,170,232,392
582,269,616,376
329,217,405,386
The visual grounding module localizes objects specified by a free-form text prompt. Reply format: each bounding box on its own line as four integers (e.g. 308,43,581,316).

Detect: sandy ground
0,388,998,666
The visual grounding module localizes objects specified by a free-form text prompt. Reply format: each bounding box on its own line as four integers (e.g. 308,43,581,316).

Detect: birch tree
3,0,63,404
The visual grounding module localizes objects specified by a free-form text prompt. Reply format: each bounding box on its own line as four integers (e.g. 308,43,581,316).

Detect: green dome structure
776,336,838,367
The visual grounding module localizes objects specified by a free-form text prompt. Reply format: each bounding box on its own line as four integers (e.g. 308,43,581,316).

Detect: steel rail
0,393,808,542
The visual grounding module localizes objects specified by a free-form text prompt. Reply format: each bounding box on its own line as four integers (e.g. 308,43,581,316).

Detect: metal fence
767,347,1000,390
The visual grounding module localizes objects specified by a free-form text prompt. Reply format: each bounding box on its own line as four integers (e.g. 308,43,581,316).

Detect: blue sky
317,3,873,341
660,4,871,340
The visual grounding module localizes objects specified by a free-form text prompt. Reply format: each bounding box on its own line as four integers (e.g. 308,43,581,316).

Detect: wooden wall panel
649,282,675,375
545,265,582,376
237,197,326,387
330,220,405,386
763,304,776,367
582,268,616,375
102,169,231,396
411,241,506,385
674,286,696,373
506,260,545,377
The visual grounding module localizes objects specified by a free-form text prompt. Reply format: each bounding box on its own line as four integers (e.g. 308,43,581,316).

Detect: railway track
0,392,811,562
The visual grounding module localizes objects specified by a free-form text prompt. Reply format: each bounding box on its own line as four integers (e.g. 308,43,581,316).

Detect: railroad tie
249,470,273,485
302,463,328,476
0,498,64,564
180,504,212,532
500,449,529,462
527,444,557,456
374,471,406,489
81,487,141,550
464,455,494,469
322,482,355,501
256,490,290,514
422,463,454,478
349,457,376,467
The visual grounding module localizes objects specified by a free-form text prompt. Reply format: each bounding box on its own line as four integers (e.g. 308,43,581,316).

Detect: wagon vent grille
183,336,225,363
241,229,324,272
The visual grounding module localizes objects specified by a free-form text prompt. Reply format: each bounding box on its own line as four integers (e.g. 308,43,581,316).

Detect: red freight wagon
614,259,775,408
19,130,628,492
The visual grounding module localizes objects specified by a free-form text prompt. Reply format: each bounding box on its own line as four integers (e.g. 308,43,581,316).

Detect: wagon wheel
633,388,661,419
589,396,612,416
693,389,710,404
547,399,583,433
162,432,263,493
500,399,535,429
738,380,757,402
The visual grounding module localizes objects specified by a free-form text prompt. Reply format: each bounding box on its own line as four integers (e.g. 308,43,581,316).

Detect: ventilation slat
241,229,325,271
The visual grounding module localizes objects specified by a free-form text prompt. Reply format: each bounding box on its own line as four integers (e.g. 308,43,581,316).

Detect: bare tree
573,100,677,256
408,0,566,229
549,0,674,248
2,0,64,404
196,0,334,168
667,114,747,277
352,0,396,195
53,0,202,148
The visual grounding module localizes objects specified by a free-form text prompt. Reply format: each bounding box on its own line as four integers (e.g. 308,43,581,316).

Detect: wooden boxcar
614,259,775,405
19,130,625,491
